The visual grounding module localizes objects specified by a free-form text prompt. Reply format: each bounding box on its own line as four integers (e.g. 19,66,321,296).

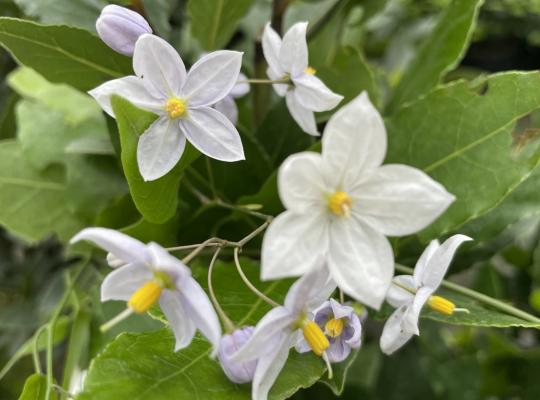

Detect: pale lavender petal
230,73,250,98
285,91,318,136
159,290,197,351
218,327,257,384
326,338,351,363
380,306,414,355
344,312,362,349
214,96,238,125
101,263,152,301
328,298,355,319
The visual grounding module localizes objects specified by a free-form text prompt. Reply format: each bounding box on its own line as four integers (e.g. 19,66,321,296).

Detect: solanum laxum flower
232,264,336,400
262,22,343,135
89,34,245,181
380,234,472,355
70,228,221,354
218,326,257,384
261,92,455,309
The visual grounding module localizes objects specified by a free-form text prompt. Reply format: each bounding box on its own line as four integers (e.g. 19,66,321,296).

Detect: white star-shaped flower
380,234,472,354
262,22,343,136
261,92,455,309
89,34,245,181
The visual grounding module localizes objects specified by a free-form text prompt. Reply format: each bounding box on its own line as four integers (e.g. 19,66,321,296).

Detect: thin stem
213,199,272,221
167,242,221,252
237,78,290,85
339,290,345,304
392,279,417,295
181,238,222,264
237,219,272,247
395,264,540,323
32,324,49,374
234,247,279,308
100,308,133,332
208,247,236,332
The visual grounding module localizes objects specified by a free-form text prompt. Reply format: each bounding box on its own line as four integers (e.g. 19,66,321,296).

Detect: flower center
165,97,187,119
128,281,163,314
304,66,317,75
302,320,330,356
324,318,344,338
328,191,352,217
427,295,455,315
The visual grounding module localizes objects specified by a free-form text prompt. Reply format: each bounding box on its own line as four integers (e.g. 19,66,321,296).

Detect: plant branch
208,247,236,332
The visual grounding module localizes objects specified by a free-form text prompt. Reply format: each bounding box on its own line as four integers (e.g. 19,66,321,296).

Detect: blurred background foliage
1,0,540,399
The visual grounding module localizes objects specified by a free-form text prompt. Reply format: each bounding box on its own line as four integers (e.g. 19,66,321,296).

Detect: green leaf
386,72,540,241
0,17,132,91
142,0,177,38
18,374,56,400
111,95,200,223
320,348,359,395
188,0,255,50
80,258,329,400
386,0,484,113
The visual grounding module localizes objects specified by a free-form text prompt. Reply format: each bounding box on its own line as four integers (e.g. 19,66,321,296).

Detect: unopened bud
218,327,257,384
96,5,152,56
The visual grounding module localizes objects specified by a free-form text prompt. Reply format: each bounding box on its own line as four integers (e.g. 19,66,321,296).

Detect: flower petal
417,234,472,290
214,96,238,125
70,227,150,265
284,263,335,312
322,92,386,187
328,298,355,319
285,91,318,136
159,289,196,351
268,67,289,97
277,151,328,213
292,74,343,112
133,34,186,98
326,338,351,363
402,286,432,335
230,73,250,98
279,22,308,76
261,211,328,281
88,76,162,117
380,306,414,355
412,240,440,288
179,276,222,356
344,312,362,348
386,275,415,308
182,51,243,107
101,263,152,301
262,23,284,75
180,107,245,161
353,164,455,236
137,117,186,182
146,242,191,282
327,218,393,309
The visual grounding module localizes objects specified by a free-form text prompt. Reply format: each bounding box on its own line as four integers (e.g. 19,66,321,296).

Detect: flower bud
96,5,152,56
218,327,257,384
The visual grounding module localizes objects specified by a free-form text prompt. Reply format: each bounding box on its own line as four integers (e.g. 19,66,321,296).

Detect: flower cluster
74,5,476,400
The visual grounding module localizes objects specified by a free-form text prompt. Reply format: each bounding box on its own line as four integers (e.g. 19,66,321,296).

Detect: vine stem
395,264,540,323
237,78,290,85
208,247,236,332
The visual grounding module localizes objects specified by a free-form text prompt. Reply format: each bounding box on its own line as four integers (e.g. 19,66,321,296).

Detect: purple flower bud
218,327,257,384
96,5,152,56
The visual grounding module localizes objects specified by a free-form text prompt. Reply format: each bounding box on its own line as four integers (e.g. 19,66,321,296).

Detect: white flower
214,72,250,125
262,22,343,136
261,92,455,309
70,228,222,354
232,264,336,400
380,234,472,355
89,34,245,181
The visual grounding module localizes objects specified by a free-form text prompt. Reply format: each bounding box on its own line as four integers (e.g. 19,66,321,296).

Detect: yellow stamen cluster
128,281,163,314
302,321,330,356
165,97,187,119
324,318,344,338
427,295,456,315
304,66,317,75
328,191,352,217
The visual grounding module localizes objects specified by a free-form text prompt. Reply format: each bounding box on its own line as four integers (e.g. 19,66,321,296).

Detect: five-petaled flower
232,264,336,400
261,92,455,309
89,34,245,181
380,234,472,355
262,22,343,136
296,299,361,363
70,228,222,354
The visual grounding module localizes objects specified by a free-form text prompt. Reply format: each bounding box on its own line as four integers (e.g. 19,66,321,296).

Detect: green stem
237,78,290,85
207,247,236,332
395,264,540,323
32,324,48,374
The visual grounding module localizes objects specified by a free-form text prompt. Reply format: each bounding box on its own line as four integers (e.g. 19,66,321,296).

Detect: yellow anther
304,66,317,75
427,295,455,315
302,321,330,356
165,97,187,119
325,318,344,338
128,281,163,314
328,191,352,217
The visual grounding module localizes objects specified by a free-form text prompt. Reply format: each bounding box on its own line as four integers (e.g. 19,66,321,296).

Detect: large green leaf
79,258,330,400
386,0,483,113
111,96,200,224
18,374,56,400
188,0,255,50
386,72,540,241
0,17,131,91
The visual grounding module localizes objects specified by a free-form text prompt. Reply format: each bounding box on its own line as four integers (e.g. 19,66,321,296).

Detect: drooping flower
96,5,152,56
380,234,472,355
214,73,250,125
218,326,257,384
262,22,343,135
232,264,336,400
296,299,361,363
89,34,245,181
261,92,455,309
70,228,222,354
